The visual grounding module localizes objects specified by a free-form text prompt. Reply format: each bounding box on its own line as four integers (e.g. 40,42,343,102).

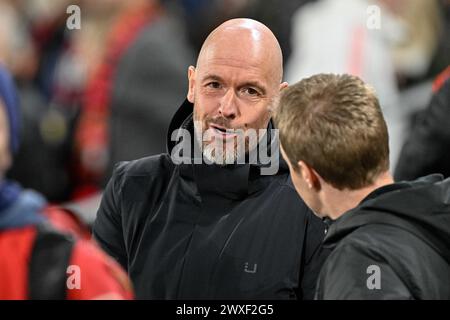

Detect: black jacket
316,175,450,300
94,100,326,299
395,77,450,180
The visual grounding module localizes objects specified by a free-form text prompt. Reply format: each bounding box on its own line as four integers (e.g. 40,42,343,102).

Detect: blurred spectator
286,0,401,110
395,66,450,180
429,0,450,78
285,0,445,169
2,0,86,201
0,64,133,299
179,0,250,53
179,0,315,64
2,0,195,201
240,0,316,64
382,0,442,78
0,0,39,81
74,0,194,196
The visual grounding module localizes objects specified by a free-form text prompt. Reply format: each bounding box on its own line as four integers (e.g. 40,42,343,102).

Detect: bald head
196,18,284,84
187,19,287,166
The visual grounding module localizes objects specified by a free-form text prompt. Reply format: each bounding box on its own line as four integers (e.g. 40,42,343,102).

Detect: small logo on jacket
244,263,257,274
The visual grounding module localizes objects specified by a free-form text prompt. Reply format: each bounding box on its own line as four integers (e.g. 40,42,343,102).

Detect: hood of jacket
323,174,450,264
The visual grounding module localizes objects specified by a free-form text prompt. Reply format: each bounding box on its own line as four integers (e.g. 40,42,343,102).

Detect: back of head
276,74,389,190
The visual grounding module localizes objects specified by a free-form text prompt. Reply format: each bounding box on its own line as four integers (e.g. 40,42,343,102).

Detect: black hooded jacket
93,100,326,299
316,174,450,299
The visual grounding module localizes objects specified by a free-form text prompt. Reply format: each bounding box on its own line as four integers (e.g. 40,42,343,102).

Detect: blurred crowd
0,0,449,217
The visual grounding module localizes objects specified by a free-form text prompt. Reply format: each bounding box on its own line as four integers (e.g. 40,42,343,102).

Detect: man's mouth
209,124,237,138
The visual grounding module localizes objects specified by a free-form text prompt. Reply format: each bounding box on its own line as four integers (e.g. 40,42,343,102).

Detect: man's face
187,33,282,164
281,146,323,218
0,100,12,179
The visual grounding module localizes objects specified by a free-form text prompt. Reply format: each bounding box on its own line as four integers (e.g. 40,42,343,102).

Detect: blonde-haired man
275,74,450,299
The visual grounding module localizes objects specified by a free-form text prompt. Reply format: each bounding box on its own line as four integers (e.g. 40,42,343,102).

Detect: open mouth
209,124,237,137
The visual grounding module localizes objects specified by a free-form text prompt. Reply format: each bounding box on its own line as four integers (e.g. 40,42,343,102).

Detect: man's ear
187,66,196,103
279,82,288,91
298,161,321,190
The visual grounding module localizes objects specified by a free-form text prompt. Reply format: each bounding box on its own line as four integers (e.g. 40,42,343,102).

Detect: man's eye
243,87,259,96
207,82,221,89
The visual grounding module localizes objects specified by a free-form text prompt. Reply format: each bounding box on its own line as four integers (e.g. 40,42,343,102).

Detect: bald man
94,19,326,299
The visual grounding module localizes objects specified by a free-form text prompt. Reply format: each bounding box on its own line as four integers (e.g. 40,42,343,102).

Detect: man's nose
219,89,239,120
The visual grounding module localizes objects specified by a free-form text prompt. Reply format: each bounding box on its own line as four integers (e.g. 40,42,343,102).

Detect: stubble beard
193,109,265,166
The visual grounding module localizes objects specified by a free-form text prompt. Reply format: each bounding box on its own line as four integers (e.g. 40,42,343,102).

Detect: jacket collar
322,174,450,264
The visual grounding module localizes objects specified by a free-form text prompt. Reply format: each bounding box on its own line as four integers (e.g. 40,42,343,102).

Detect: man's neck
323,171,394,220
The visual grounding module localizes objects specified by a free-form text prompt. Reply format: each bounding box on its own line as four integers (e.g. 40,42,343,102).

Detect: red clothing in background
0,225,133,300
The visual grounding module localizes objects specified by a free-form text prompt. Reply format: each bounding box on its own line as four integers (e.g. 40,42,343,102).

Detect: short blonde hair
275,74,389,190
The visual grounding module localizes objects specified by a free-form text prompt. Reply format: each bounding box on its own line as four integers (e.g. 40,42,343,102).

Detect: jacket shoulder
110,154,175,203
321,224,449,299
114,154,174,177
331,224,433,265
317,229,414,299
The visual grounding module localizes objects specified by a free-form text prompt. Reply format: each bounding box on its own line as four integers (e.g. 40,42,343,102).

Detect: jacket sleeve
93,163,128,270
394,78,450,181
315,242,413,300
297,212,328,300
